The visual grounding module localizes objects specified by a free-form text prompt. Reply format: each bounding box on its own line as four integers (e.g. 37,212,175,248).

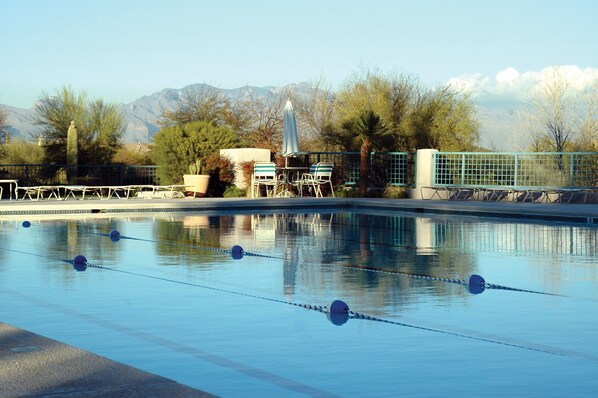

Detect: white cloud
496,67,520,84
448,65,598,102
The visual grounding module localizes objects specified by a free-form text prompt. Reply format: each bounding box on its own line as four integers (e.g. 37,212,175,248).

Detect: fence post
461,153,466,184
569,153,574,187
412,149,438,199
514,153,518,187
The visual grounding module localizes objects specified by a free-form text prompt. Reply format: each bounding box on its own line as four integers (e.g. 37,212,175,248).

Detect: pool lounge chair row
16,184,188,201
421,185,590,203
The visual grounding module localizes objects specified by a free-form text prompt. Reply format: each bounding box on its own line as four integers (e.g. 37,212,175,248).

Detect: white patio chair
302,162,335,197
292,163,316,197
250,162,279,198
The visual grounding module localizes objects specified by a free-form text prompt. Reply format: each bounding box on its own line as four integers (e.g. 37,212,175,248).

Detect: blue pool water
1,209,598,397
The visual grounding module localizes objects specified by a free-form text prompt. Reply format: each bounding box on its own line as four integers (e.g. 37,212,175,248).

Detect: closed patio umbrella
282,100,299,159
279,100,301,196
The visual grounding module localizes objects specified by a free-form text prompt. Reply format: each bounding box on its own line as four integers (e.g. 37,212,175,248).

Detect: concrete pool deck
0,322,215,397
1,197,597,397
1,197,598,224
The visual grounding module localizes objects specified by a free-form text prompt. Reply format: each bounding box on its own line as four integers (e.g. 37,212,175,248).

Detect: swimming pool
1,209,598,397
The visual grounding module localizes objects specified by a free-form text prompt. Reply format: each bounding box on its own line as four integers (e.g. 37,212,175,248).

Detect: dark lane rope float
2,246,597,362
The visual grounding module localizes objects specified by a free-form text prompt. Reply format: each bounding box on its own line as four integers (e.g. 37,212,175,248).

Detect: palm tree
342,110,388,195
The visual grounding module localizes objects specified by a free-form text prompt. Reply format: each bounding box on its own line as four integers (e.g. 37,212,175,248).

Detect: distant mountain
3,105,37,141
2,83,525,150
474,98,530,150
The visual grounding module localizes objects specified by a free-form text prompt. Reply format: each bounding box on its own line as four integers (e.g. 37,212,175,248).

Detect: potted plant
183,159,211,197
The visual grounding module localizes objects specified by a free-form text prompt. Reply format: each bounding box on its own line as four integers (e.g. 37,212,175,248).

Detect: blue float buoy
328,300,350,326
231,245,244,260
109,230,121,242
73,255,87,272
469,274,485,286
466,274,485,294
327,311,350,326
22,221,31,228
329,299,349,314
465,283,485,295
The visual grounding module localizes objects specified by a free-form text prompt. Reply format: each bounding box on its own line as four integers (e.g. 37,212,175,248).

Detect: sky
1,0,597,109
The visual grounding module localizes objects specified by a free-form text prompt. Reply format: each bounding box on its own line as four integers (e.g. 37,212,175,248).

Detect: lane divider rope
2,245,596,362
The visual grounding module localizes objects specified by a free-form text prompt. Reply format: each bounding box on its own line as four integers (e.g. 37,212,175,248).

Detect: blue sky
1,0,597,108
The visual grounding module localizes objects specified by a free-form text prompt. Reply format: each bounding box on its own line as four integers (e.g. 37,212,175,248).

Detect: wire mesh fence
434,152,598,189
7,151,595,200
303,152,414,187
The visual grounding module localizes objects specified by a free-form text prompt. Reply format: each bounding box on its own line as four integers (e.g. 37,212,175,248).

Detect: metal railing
1,152,414,194
0,164,158,187
433,152,598,189
4,152,598,199
302,151,414,187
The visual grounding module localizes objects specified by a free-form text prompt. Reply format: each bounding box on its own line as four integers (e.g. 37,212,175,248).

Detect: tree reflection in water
274,212,478,311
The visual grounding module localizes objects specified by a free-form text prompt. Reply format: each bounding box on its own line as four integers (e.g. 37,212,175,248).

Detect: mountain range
2,83,526,150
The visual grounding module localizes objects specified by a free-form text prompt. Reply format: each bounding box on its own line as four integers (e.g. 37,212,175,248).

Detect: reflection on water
5,212,596,304
2,210,598,397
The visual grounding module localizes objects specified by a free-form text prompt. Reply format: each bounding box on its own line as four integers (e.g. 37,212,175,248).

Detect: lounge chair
17,186,60,201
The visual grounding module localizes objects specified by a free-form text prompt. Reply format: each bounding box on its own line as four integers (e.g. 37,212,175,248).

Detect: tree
341,110,389,195
0,139,44,164
332,69,479,152
408,86,479,151
151,120,241,184
239,89,288,152
290,79,337,151
521,67,598,153
33,87,124,164
159,84,250,133
574,79,598,151
0,107,8,144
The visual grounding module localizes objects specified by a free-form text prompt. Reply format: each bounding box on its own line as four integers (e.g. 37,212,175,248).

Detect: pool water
1,209,598,397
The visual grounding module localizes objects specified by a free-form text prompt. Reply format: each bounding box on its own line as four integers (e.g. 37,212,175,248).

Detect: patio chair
302,162,335,197
292,163,316,197
250,162,279,198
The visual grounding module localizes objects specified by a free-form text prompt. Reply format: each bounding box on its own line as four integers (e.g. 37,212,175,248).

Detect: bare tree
576,79,598,151
0,107,8,144
161,85,233,127
239,89,287,152
290,79,337,149
524,67,578,152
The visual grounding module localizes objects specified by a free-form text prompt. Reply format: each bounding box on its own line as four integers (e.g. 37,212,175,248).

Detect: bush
0,139,45,164
150,120,241,185
382,186,408,199
112,143,152,165
204,153,236,197
223,186,246,197
335,186,362,197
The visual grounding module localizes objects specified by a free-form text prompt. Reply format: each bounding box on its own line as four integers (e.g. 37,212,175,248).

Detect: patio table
276,166,310,197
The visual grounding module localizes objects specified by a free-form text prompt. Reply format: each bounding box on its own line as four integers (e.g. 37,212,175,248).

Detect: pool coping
0,322,216,397
1,197,598,225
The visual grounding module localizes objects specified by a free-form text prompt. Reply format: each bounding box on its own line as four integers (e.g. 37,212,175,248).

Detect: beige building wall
220,148,271,189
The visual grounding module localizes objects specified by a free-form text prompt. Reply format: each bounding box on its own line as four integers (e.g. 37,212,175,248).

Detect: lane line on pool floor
0,286,341,398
